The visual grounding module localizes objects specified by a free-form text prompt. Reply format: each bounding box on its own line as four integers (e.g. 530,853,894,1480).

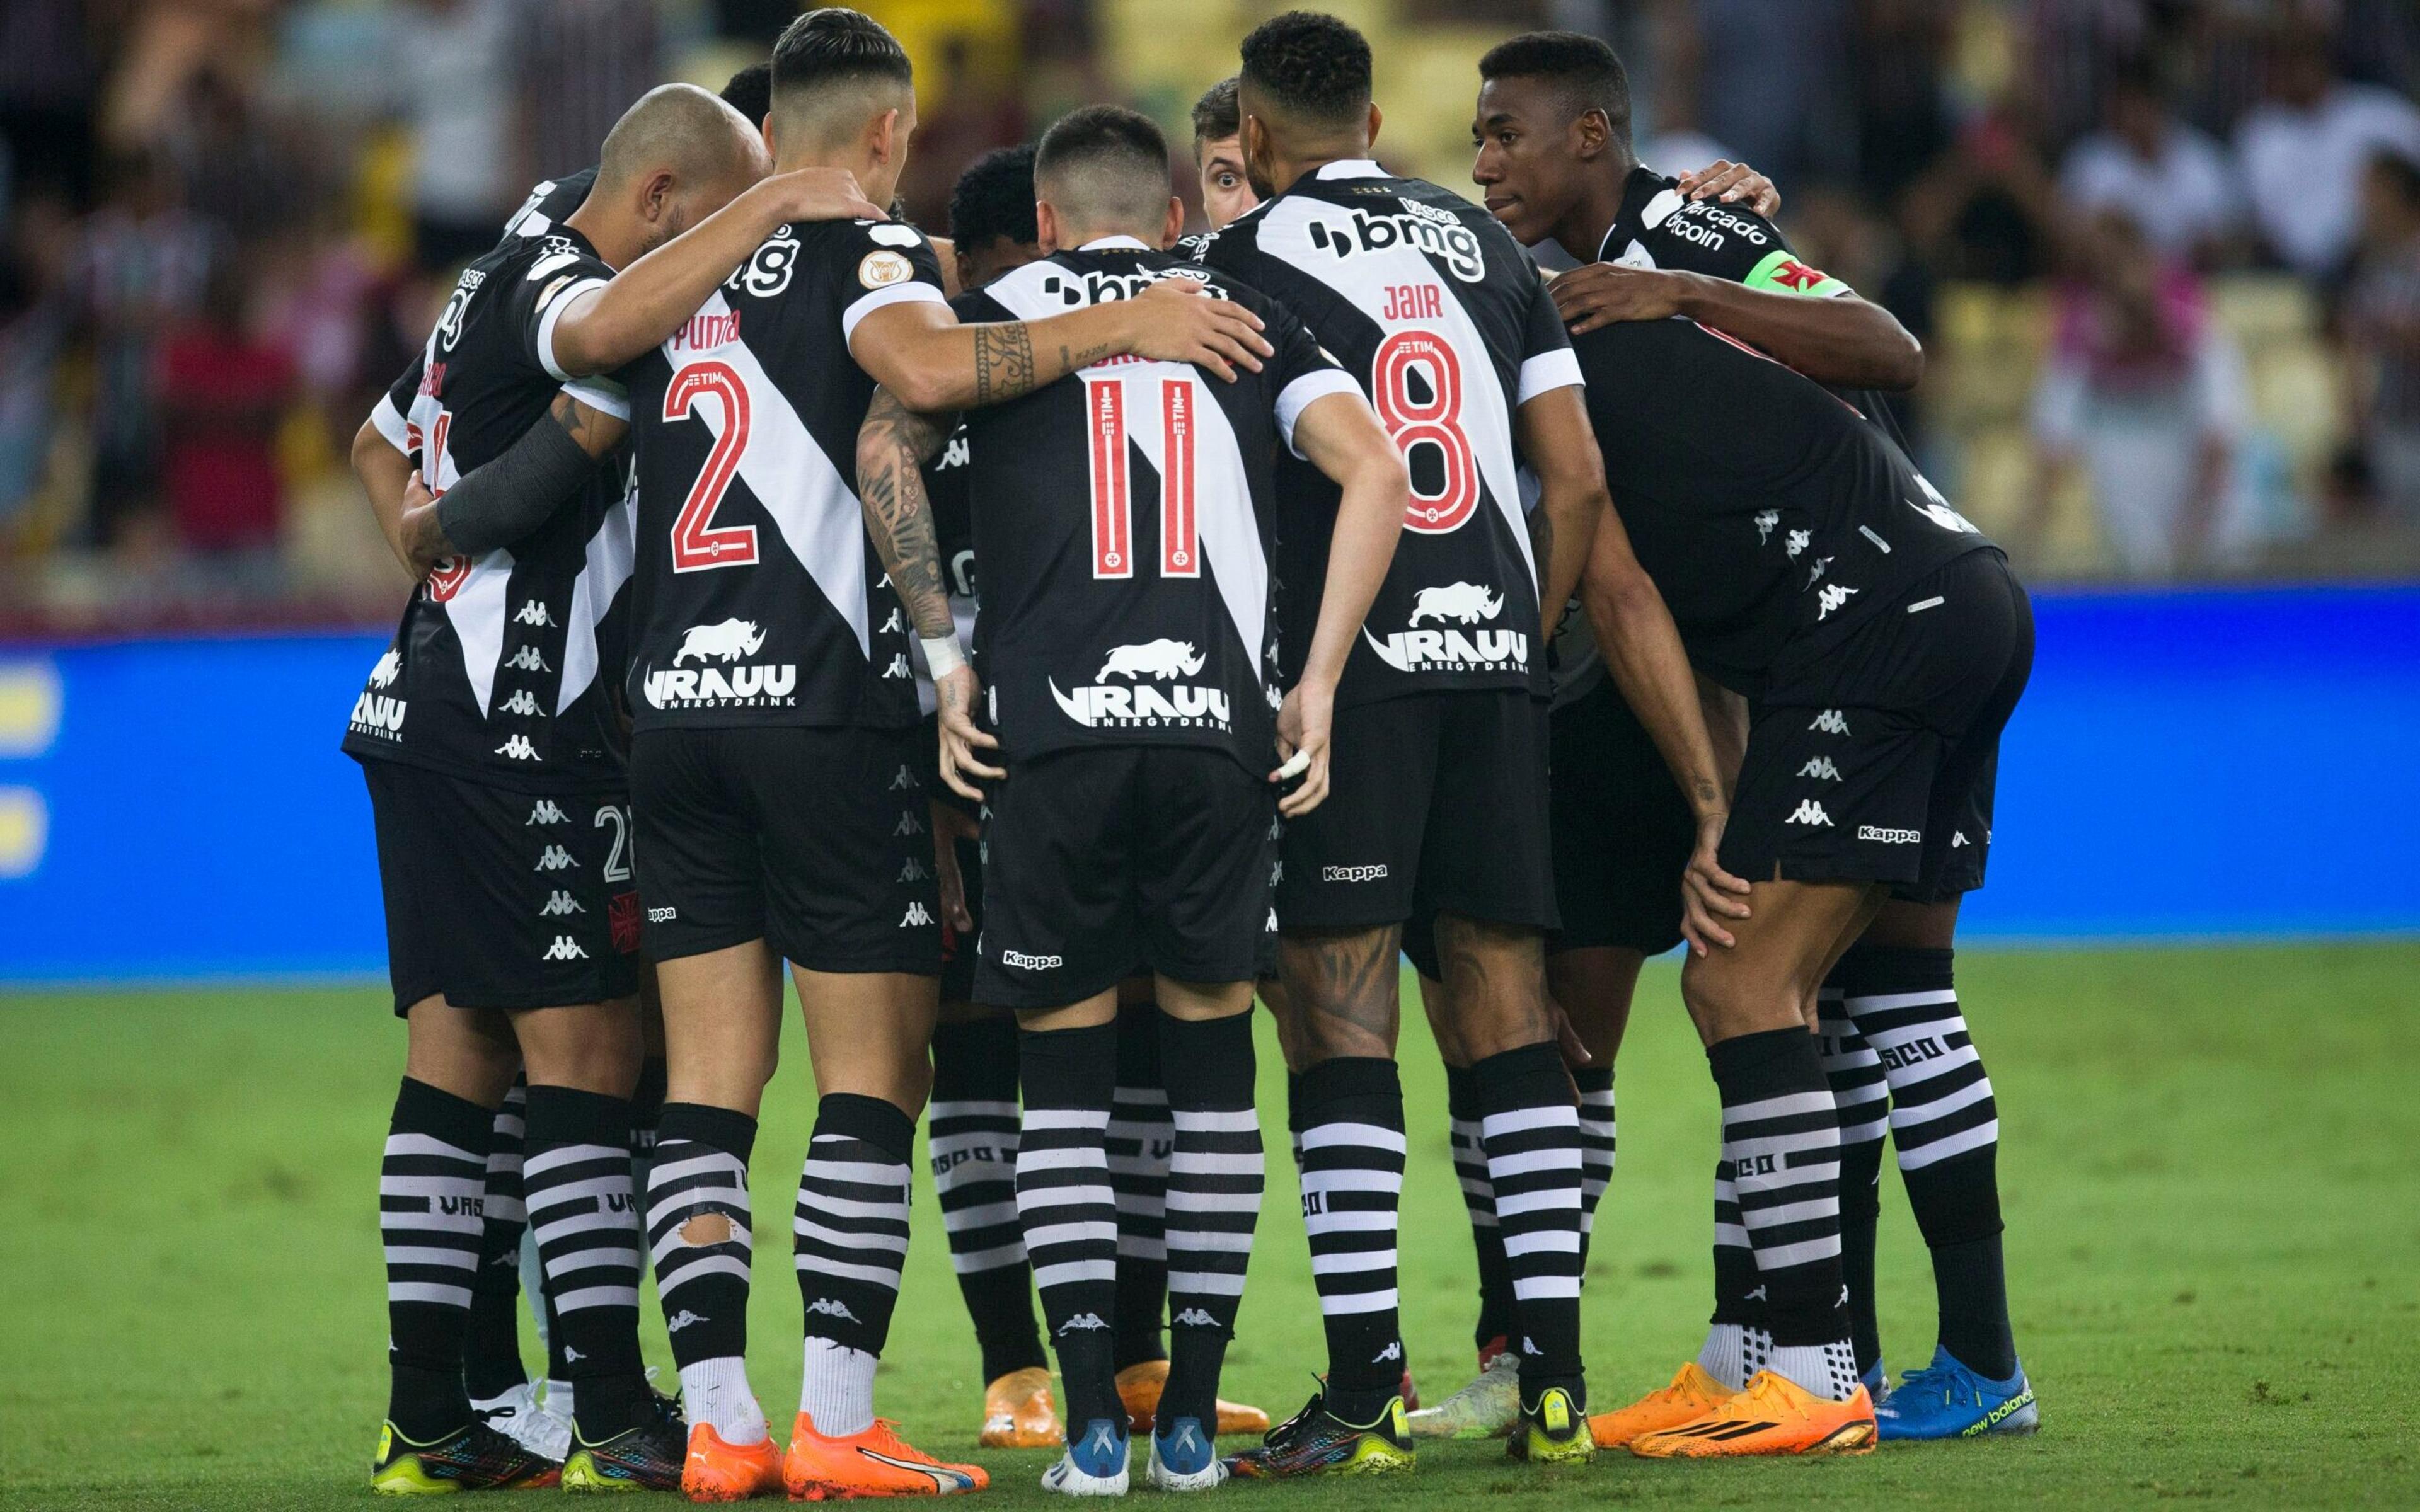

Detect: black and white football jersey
617,219,945,731
1571,315,1995,695
951,238,1354,771
1192,159,1582,707
498,167,599,249
345,222,637,791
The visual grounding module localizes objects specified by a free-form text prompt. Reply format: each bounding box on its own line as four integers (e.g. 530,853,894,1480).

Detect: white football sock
1764,1340,1859,1402
544,1378,575,1421
798,1338,878,1438
1696,1324,1748,1391
681,1355,768,1445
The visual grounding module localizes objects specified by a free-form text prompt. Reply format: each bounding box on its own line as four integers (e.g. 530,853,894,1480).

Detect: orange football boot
1628,1371,1876,1458
1587,1362,1738,1449
783,1414,988,1499
683,1421,784,1502
1114,1359,1270,1438
980,1366,1063,1449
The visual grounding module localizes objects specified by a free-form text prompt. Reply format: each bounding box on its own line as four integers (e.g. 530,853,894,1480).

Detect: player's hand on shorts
398,469,456,579
760,166,889,224
1548,994,1593,1073
936,665,1004,801
1675,159,1780,217
928,801,979,934
1129,279,1271,381
1552,262,1688,333
1681,810,1753,956
1272,682,1331,818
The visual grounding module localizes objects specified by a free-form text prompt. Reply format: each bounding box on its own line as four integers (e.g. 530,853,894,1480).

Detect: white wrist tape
920,633,968,680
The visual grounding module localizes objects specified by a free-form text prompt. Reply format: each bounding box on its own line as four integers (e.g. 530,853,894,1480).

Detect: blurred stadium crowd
2,0,2417,633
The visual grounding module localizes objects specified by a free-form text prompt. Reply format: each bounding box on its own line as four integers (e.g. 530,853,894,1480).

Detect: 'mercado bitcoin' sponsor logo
642,619,797,709
1361,581,1527,673
1051,639,1231,731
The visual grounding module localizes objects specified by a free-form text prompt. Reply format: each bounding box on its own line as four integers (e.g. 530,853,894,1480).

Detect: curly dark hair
719,61,772,125
949,143,1040,249
1477,32,1631,144
1238,11,1372,125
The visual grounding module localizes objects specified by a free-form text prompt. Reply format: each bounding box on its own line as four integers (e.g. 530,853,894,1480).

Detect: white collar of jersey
1076,235,1153,251
1312,158,1386,180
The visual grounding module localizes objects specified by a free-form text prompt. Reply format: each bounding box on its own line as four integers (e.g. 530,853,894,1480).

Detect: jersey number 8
1084,375,1199,581
1373,330,1478,534
664,361,759,573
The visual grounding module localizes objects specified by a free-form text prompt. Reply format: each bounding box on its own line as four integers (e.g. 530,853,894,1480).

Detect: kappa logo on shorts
900,902,935,927
1816,583,1860,620
542,934,588,961
1786,799,1835,827
1808,709,1851,736
1754,510,1780,544
1857,825,1920,844
1951,830,1970,848
899,856,930,883
648,905,677,922
1797,756,1841,781
894,810,925,837
535,845,579,871
1322,864,1388,883
527,799,567,825
539,890,584,917
1000,948,1063,971
889,765,918,790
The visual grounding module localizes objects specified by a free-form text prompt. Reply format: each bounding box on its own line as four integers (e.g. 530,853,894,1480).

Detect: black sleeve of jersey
1637,199,1795,284
1519,261,1575,364
827,220,948,347
372,352,425,457
1254,291,1347,399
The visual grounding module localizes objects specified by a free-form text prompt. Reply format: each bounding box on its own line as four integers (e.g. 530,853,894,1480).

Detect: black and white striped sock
1841,945,2015,1380
1698,1158,1763,1390
1444,1065,1515,1354
1472,1043,1585,1402
1574,1067,1616,1249
523,1087,647,1436
465,1080,531,1404
1294,1057,1406,1422
928,1016,1046,1384
648,1102,763,1445
1159,1010,1263,1435
1817,975,1890,1378
1017,1022,1122,1431
795,1094,917,1438
1707,1028,1857,1401
381,1077,492,1440
1109,1005,1174,1373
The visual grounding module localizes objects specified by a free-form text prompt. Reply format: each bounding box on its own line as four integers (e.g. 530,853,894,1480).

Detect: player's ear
1576,108,1608,161
1365,101,1383,152
640,168,676,226
1035,199,1063,255
872,106,901,167
1160,195,1184,249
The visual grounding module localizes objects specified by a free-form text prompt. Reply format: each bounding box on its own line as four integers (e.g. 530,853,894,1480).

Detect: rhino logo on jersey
1407,583,1503,626
1098,640,1206,681
369,649,401,689
674,619,767,665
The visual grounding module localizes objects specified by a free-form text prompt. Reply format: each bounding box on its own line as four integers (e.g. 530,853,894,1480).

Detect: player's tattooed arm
851,280,1274,412
1279,926,1404,1067
855,387,959,643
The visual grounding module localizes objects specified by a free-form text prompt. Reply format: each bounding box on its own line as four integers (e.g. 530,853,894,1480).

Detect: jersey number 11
1086,375,1199,581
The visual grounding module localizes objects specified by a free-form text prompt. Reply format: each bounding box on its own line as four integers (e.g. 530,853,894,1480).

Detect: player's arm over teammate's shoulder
393,392,630,576
1556,188,1922,391
845,253,1275,413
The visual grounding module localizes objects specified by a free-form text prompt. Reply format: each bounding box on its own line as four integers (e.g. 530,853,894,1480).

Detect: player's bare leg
783,966,984,1498
1627,879,1882,1459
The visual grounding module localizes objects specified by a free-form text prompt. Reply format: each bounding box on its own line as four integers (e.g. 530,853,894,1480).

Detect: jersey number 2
1373,330,1478,534
1085,376,1197,580
664,361,758,572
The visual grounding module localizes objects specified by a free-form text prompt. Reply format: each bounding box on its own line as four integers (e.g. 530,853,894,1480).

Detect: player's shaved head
596,83,764,197
1477,32,1632,147
1034,105,1173,243
768,7,914,154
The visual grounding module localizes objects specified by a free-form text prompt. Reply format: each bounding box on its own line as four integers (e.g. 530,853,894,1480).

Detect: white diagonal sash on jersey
1258,196,1536,586
443,553,515,716
661,292,872,658
980,263,1269,673
558,480,636,713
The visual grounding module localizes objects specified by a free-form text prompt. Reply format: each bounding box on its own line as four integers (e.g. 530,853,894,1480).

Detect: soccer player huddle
347,7,2037,1499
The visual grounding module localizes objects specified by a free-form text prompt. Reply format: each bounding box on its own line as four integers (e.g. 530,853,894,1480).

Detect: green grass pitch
2,942,2414,1509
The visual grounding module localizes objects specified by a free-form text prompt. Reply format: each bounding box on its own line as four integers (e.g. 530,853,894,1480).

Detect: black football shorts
628,724,941,975
1720,550,2031,896
976,745,1276,1010
1276,689,1557,936
362,760,640,1017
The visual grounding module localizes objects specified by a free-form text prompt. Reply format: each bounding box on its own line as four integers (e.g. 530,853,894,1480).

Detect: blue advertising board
1,586,2414,983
